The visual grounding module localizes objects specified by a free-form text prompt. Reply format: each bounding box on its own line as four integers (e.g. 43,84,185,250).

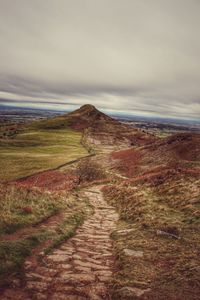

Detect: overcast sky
0,0,200,119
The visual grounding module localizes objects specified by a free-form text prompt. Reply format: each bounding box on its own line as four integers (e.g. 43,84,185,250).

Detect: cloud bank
0,0,200,119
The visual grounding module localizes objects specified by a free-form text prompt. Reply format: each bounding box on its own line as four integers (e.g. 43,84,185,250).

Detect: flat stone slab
116,228,135,235
123,249,144,258
47,254,70,262
59,273,96,284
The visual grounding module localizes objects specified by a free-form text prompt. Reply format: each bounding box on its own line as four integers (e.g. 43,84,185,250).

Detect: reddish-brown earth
15,170,77,192
110,132,200,178
111,148,141,177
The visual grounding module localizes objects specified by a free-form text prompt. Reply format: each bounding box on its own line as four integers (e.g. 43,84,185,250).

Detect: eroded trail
2,186,118,300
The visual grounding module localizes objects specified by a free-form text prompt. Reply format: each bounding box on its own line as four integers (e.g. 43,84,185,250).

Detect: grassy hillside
100,131,200,299
103,168,200,299
0,104,153,182
0,127,88,181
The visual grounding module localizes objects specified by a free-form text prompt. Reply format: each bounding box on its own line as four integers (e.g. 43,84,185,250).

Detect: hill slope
67,104,156,149
29,104,156,151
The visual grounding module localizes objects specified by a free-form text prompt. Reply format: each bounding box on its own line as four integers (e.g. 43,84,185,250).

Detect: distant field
0,128,88,181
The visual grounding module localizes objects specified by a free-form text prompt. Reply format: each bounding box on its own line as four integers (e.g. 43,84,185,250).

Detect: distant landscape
1,105,200,135
0,104,199,299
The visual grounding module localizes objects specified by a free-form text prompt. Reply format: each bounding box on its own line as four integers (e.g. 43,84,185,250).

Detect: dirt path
1,212,65,241
1,186,118,300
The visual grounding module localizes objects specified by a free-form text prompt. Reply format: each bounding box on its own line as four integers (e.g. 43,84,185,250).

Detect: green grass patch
44,197,92,254
0,127,88,181
0,232,49,284
0,192,93,287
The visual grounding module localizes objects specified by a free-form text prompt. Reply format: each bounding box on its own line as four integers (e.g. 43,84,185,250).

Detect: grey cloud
0,0,200,119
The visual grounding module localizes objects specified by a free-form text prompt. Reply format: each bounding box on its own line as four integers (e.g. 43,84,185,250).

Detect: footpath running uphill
1,186,118,300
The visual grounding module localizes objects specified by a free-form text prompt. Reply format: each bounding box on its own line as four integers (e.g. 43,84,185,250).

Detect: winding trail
2,186,118,300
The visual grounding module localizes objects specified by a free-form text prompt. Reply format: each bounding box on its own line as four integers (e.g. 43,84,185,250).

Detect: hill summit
66,104,113,127
65,104,155,149
69,104,99,115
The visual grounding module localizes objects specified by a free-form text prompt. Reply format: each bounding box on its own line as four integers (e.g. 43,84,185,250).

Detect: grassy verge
103,171,200,300
44,194,93,254
0,232,51,285
0,184,69,235
0,191,93,287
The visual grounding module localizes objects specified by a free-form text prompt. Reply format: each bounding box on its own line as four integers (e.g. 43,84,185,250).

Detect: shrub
76,158,106,184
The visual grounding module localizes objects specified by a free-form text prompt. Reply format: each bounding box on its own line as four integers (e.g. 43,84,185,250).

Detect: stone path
2,186,118,300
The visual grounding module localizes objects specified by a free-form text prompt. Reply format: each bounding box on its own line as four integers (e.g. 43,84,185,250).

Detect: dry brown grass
102,170,200,299
0,183,69,235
